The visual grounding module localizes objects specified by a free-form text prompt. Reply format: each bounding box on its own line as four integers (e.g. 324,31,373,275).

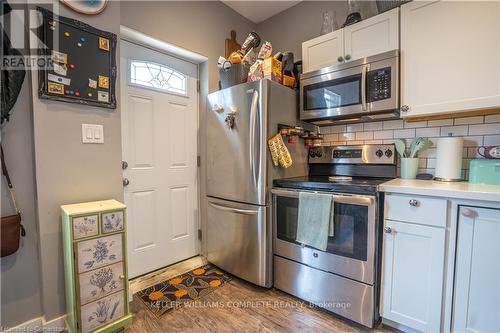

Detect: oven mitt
268,133,292,168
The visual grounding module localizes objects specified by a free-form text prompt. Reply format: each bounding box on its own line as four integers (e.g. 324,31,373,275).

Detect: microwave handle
361,64,369,111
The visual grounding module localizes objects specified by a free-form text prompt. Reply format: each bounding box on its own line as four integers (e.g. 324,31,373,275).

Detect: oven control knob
385,149,393,158
375,149,384,158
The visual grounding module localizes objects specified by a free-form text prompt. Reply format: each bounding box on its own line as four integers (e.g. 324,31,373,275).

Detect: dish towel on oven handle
267,133,292,168
296,191,334,251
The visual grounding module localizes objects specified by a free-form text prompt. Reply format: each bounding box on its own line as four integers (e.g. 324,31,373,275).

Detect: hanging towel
296,192,334,251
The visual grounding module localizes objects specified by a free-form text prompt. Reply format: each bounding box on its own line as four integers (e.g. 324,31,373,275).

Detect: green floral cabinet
61,200,133,333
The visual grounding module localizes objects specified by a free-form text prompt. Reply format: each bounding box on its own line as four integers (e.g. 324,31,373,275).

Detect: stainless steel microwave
300,50,399,125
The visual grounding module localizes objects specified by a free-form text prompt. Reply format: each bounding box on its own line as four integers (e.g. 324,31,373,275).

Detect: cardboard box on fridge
262,57,282,84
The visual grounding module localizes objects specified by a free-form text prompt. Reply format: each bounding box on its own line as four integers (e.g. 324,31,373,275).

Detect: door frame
119,26,209,270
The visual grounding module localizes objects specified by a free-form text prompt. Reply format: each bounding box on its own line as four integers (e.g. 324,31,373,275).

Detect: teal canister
468,159,500,185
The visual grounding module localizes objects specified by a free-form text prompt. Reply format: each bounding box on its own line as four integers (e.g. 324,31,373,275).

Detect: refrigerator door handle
208,202,259,215
249,89,259,187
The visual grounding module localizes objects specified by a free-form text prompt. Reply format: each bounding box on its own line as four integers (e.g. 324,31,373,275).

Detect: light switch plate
82,124,104,144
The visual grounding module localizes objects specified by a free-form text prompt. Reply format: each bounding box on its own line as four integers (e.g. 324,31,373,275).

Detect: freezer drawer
206,197,270,287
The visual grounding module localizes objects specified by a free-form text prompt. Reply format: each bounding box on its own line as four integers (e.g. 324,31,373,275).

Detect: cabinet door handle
123,178,130,186
119,275,126,280
337,56,344,63
345,54,351,61
401,105,410,113
409,199,419,207
384,226,392,234
461,208,477,218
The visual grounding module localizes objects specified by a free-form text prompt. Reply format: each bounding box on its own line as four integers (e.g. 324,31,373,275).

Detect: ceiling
221,1,303,24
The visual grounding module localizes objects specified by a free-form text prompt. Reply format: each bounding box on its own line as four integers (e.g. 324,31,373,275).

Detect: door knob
384,226,392,234
123,178,130,186
122,161,128,170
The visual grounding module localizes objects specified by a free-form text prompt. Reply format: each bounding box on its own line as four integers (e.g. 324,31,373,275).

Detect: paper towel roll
435,136,463,181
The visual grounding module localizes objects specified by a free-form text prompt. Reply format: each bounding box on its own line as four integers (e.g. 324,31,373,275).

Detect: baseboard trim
4,315,66,332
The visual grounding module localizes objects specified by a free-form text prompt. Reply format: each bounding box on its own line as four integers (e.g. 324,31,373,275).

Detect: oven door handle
333,195,373,206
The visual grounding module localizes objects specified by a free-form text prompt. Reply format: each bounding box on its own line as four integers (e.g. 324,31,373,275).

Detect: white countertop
379,179,500,203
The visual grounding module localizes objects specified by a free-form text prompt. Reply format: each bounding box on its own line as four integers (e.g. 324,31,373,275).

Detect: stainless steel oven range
272,144,396,328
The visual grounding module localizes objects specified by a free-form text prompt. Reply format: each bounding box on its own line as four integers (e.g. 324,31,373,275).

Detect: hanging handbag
1,143,25,257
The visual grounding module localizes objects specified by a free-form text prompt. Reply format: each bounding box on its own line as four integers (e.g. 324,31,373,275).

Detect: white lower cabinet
453,206,500,333
381,219,445,332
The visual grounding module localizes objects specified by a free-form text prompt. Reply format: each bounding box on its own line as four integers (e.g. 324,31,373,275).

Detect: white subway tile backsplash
383,139,397,144
324,134,338,142
331,141,347,146
428,119,453,127
383,120,404,130
418,158,427,168
463,136,483,147
364,140,383,144
404,120,428,128
363,122,383,131
374,130,393,140
416,127,441,137
467,147,480,158
348,140,364,145
356,131,374,140
454,116,483,125
342,132,356,141
483,135,500,146
329,125,347,133
346,123,363,132
440,125,469,137
427,158,437,169
469,123,500,135
485,114,500,123
394,128,416,139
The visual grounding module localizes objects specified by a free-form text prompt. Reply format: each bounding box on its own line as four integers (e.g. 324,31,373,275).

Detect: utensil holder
400,158,419,179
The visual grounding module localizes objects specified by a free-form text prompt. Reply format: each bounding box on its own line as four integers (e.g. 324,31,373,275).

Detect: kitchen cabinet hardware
345,54,351,60
409,199,419,207
400,105,409,113
313,252,319,258
121,161,128,170
460,207,477,218
337,56,344,63
122,178,130,186
384,226,392,234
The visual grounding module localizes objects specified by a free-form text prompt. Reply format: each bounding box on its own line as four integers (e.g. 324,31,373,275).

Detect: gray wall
1,76,43,327
256,1,378,60
30,1,122,321
120,1,256,92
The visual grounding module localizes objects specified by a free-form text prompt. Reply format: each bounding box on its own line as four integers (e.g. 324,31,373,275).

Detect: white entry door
120,40,199,278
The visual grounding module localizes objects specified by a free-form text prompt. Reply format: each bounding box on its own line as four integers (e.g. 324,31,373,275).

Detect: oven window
303,74,362,111
276,197,368,261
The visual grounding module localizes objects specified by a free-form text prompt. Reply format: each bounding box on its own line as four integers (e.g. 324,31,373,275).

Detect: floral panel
77,233,123,273
80,290,124,333
101,210,124,233
72,215,99,239
79,261,124,305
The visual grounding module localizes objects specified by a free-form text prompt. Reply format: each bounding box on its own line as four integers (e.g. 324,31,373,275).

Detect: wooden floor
127,265,396,333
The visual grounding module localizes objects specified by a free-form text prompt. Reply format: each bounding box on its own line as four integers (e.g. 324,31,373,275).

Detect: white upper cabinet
302,8,399,73
454,206,500,333
400,1,500,118
344,8,399,63
302,29,344,73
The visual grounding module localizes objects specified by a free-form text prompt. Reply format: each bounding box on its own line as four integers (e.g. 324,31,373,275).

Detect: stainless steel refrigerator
206,79,308,287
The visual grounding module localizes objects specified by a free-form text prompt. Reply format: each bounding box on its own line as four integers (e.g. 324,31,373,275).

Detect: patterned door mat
136,264,232,317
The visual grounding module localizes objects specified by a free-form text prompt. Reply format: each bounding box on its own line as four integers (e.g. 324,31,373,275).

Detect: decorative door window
130,60,187,95
79,262,124,305
102,211,124,233
80,291,124,333
77,233,123,273
72,215,99,239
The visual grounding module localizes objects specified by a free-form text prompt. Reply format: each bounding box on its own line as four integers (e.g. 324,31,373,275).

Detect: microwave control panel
367,67,391,102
